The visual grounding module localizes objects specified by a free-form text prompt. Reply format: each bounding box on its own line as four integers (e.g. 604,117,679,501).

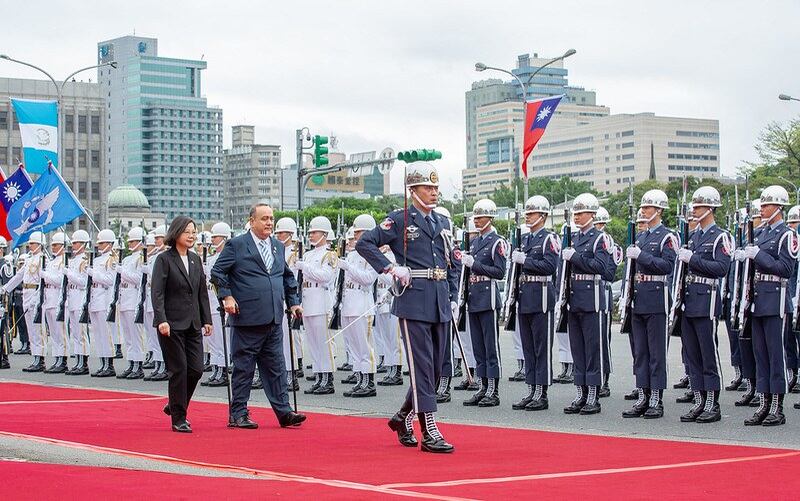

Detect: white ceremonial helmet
352,214,377,232
787,205,800,223
572,193,600,213
0,236,7,248
405,162,439,187
466,217,478,234
749,199,761,218
51,232,70,246
640,189,669,210
152,225,167,238
308,216,333,234
127,227,145,242
636,208,647,223
346,227,355,240
275,217,298,235
691,186,722,208
96,229,116,244
433,206,452,220
594,207,611,224
524,195,550,214
760,185,790,206
145,234,156,246
472,199,498,218
327,229,336,241
71,229,91,243
29,231,46,246
211,222,232,239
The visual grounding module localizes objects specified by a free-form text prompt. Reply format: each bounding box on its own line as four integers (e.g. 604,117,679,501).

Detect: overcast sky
2,0,799,197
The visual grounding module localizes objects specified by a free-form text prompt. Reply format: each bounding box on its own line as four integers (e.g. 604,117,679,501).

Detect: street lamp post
778,175,800,205
779,94,800,102
475,49,576,205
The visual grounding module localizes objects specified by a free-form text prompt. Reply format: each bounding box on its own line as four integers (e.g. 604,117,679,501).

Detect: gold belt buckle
432,268,446,281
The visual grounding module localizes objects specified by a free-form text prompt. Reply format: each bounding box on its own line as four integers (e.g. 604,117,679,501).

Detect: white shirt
180,254,189,275
250,230,272,255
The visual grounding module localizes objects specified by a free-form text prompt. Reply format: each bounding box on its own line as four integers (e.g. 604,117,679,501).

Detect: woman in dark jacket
151,216,213,432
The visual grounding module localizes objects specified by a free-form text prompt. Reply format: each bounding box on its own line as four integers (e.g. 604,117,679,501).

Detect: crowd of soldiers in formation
1,181,799,428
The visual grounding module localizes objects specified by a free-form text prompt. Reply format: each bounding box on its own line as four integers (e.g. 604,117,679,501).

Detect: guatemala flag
0,165,33,241
522,95,563,178
6,164,84,248
10,98,58,174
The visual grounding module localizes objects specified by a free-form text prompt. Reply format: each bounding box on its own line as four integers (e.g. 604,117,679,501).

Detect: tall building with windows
0,77,107,228
223,125,281,226
97,35,223,221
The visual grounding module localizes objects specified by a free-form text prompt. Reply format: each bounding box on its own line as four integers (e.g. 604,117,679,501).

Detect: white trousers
67,309,90,356
342,314,376,374
557,329,573,363
208,311,231,366
281,316,303,371
456,321,477,368
304,314,334,373
375,312,403,366
26,310,45,357
119,310,145,362
90,310,114,358
144,310,163,362
512,321,524,360
45,308,68,358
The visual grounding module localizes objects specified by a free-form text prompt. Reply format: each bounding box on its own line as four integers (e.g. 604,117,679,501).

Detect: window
486,137,513,165
621,154,635,160
90,115,100,134
78,149,87,167
90,150,100,168
65,149,74,168
65,114,74,133
621,130,634,137
78,182,86,198
78,115,87,134
667,142,718,149
0,110,7,130
621,142,634,148
0,147,6,162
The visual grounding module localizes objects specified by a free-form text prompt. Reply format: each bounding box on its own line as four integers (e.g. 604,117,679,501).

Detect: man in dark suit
211,203,305,428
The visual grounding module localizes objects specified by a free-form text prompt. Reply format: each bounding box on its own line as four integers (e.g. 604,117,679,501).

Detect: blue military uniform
785,238,799,389
600,234,620,394
514,228,559,409
463,229,507,406
734,224,762,405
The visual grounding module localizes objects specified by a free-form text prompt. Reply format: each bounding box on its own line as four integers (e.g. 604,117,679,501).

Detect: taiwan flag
0,164,33,240
522,95,564,178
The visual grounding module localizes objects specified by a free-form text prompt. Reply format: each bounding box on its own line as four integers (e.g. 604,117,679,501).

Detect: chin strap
695,208,712,226
526,215,544,229
577,217,594,231
476,219,493,233
411,190,437,211
764,207,782,226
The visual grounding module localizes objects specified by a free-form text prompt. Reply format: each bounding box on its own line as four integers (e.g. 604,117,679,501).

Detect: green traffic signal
397,149,442,162
314,135,329,167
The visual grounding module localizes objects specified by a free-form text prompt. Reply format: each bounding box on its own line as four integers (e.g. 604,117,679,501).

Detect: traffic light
314,135,329,167
397,149,442,162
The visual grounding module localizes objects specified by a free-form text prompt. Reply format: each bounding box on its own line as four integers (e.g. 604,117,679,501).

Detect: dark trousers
399,318,447,413
681,316,721,392
441,322,454,377
518,311,553,386
752,315,789,394
785,314,799,371
724,318,742,367
568,311,603,387
157,327,204,425
230,323,291,420
13,297,27,346
632,312,668,390
602,310,612,378
739,334,756,380
469,309,501,379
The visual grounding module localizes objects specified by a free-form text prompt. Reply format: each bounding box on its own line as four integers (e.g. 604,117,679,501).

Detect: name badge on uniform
406,225,420,241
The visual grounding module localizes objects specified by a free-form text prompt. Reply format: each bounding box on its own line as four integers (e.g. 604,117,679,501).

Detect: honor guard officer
118,227,147,379
508,226,527,384
736,186,796,426
339,214,380,398
562,193,613,416
144,226,168,380
593,207,620,398
294,216,338,395
433,206,456,403
461,199,507,408
0,237,12,369
202,222,232,387
453,219,479,392
674,204,699,396
356,161,459,453
511,195,559,411
11,249,31,355
64,230,92,375
677,186,732,424
622,190,677,419
42,232,69,374
87,229,118,377
274,217,303,389
787,205,800,393
2,232,46,370
624,208,651,401
375,243,404,386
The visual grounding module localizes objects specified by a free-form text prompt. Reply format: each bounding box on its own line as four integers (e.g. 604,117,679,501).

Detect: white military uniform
144,247,165,364
282,242,303,371
340,248,379,376
42,253,67,359
295,245,337,374
118,250,145,362
3,252,44,357
64,251,90,357
374,248,403,368
87,249,116,358
203,248,229,367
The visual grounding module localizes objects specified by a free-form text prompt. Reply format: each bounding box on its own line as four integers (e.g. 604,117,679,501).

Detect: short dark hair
249,203,272,219
165,216,195,248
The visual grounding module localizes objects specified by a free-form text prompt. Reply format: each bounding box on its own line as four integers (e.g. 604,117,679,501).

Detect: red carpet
1,382,799,499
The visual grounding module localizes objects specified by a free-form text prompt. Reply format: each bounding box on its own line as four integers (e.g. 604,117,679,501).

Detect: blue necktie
259,240,273,271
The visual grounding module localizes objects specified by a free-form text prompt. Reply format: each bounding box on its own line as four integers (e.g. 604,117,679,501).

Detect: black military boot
673,374,690,389
151,361,170,381
200,365,219,386
509,359,525,382
454,368,476,390
22,355,44,372
341,371,358,384
379,365,403,386
478,378,500,407
453,358,463,378
676,387,695,403
745,393,770,426
554,362,569,383
45,356,67,374
598,375,611,398
622,388,649,418
252,372,263,389
564,385,587,414
788,370,799,393
624,388,639,400
295,358,304,379
312,372,335,394
343,372,363,397
580,385,601,414
73,355,89,375
387,404,417,447
209,366,229,387
286,370,299,391
695,390,721,423
735,379,756,406
114,344,123,359
142,351,155,370
643,389,664,419
725,366,743,391
762,393,786,427
463,377,487,406
418,412,453,453
65,355,81,375
352,373,377,398
436,376,451,403
98,357,116,378
304,373,322,394
116,360,133,379
16,342,30,355
0,350,9,369
680,391,705,422
337,355,352,372
126,361,144,379
91,357,107,377
376,355,387,373
525,384,549,411
512,385,536,410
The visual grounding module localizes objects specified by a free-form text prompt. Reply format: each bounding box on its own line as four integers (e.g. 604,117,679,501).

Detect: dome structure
108,185,150,210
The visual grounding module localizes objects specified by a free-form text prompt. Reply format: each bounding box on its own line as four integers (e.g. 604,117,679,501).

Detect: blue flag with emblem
10,98,58,174
6,163,84,248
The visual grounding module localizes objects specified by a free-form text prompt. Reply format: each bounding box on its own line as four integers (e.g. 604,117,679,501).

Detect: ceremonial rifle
667,204,689,336
618,193,636,334
328,228,347,330
554,209,571,333
730,209,744,328
456,227,471,331
738,202,755,340
133,230,147,325
55,245,70,322
106,233,125,322
502,208,522,330
32,253,46,325
79,241,93,324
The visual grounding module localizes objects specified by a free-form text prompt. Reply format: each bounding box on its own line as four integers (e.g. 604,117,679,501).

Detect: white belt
520,274,551,283
571,273,601,281
754,272,787,284
635,273,668,283
686,274,717,287
409,268,447,281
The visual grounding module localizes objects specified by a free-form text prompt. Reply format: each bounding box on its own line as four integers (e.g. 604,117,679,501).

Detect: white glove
626,246,641,260
678,248,693,263
390,265,411,286
512,250,526,265
142,267,149,276
337,259,350,271
562,248,575,261
85,267,93,277
734,249,746,262
450,301,459,319
744,245,760,260
294,261,305,271
461,254,474,268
